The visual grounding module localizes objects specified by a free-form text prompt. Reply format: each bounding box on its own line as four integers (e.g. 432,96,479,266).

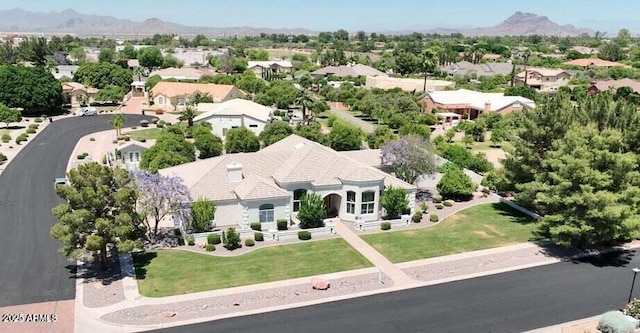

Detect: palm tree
521,49,532,86
188,91,212,106
179,105,198,127
133,67,146,81
295,90,319,122
109,113,125,137
420,49,437,92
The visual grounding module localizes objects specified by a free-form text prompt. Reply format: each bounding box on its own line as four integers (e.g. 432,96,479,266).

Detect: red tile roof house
588,78,640,94
149,82,244,111
563,58,631,69
420,89,536,120
62,82,99,107
159,135,417,231
515,68,572,92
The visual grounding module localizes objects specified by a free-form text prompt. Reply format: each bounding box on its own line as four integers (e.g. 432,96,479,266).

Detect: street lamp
628,267,640,303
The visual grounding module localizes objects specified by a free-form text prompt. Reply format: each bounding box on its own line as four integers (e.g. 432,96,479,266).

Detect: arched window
158,96,165,105
293,189,307,212
346,191,356,214
361,191,375,214
259,204,274,223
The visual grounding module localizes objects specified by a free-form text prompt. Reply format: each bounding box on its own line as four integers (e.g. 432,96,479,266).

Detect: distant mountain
0,8,596,37
426,12,595,37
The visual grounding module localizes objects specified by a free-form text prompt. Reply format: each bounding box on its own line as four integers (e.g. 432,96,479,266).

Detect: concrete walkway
327,108,377,133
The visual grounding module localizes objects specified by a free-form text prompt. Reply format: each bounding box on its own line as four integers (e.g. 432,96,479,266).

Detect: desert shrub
255,232,264,242
140,120,149,127
186,236,195,246
222,227,241,250
25,128,35,134
207,233,221,245
205,244,215,252
420,202,428,212
245,239,255,247
77,153,89,160
34,118,42,123
0,153,6,164
624,299,640,319
177,236,185,246
250,222,262,231
430,214,439,222
277,219,288,231
381,222,391,230
443,201,453,207
597,311,634,333
1,134,10,142
89,137,95,142
432,195,443,203
28,124,38,129
435,204,444,209
412,211,423,223
298,231,312,240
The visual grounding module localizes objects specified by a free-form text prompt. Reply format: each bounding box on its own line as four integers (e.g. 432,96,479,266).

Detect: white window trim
346,191,356,214
361,191,375,215
259,204,274,223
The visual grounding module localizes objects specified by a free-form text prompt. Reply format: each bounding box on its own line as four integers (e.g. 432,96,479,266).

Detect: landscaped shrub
432,195,443,203
123,136,131,141
34,118,42,123
89,137,95,142
152,118,159,124
28,124,38,129
157,122,165,128
15,135,27,144
207,233,221,245
435,204,444,210
277,219,288,231
25,128,36,134
381,186,409,219
1,134,10,143
186,236,195,246
205,244,215,252
420,202,428,213
102,155,107,164
381,222,391,230
430,214,439,222
437,168,476,201
298,231,312,240
624,299,640,319
245,239,255,247
139,138,147,143
177,236,185,246
443,201,453,207
0,153,6,164
131,126,137,130
597,311,634,333
112,140,118,144
222,227,241,250
255,232,264,242
191,198,216,233
140,120,149,127
412,211,423,223
77,152,89,160
298,193,326,229
250,222,262,231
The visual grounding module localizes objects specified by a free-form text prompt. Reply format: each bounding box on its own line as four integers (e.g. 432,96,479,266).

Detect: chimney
226,163,243,183
484,101,492,114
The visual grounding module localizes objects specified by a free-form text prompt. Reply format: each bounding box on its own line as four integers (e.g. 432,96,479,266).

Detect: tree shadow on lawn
130,251,157,281
65,252,128,286
2,125,25,130
489,202,538,225
535,240,636,267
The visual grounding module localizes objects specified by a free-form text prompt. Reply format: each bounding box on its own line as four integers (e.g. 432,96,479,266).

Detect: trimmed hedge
0,152,6,164
430,214,439,222
25,128,36,134
245,239,255,247
205,244,215,252
381,222,391,230
277,219,288,231
1,134,10,143
207,233,221,245
412,211,423,223
435,204,444,210
432,195,443,203
298,231,312,241
255,232,264,242
443,201,453,207
28,124,38,129
34,118,43,123
77,152,89,160
250,222,262,231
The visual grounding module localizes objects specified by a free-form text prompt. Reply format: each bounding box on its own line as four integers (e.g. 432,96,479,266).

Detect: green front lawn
362,203,538,263
133,238,372,297
125,128,163,141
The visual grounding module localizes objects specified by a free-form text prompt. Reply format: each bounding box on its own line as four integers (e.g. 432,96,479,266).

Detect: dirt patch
445,214,466,224
473,231,492,239
476,149,507,168
483,224,505,237
373,244,386,251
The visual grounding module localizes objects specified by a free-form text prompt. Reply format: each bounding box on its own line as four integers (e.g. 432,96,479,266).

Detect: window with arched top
259,204,274,223
361,191,375,214
346,191,356,214
293,189,307,212
158,96,165,105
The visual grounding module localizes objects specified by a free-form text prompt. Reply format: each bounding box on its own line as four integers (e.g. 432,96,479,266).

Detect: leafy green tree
367,125,397,149
222,227,242,250
141,130,196,172
96,85,125,102
295,121,325,143
296,89,320,122
381,186,409,219
137,47,164,71
236,71,267,94
490,127,508,147
51,163,143,267
17,37,51,66
247,49,269,61
326,120,363,151
439,143,493,174
0,104,22,128
444,128,456,142
162,54,183,69
192,126,223,159
599,42,625,62
398,123,431,139
260,120,293,146
73,63,132,90
257,80,299,109
191,198,216,232
381,135,436,184
120,44,138,59
298,193,326,229
463,133,474,148
145,75,163,90
0,66,63,113
98,48,116,63
233,58,249,73
225,127,260,153
437,168,476,201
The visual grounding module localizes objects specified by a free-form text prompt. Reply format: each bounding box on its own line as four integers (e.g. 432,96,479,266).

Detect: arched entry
323,194,342,218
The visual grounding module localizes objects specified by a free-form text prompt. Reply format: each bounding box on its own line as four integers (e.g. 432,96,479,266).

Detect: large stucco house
420,89,536,120
159,135,416,231
194,99,274,138
150,82,243,111
62,82,99,107
515,68,572,92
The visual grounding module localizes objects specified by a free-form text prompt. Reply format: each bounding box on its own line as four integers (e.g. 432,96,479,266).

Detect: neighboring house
364,76,455,93
588,78,640,94
166,48,227,67
148,67,216,81
311,64,388,78
515,68,572,92
563,58,630,68
194,99,274,138
52,65,79,80
112,141,150,171
442,61,518,78
247,61,293,76
569,46,598,55
482,54,502,62
420,89,536,120
150,82,243,111
62,82,99,107
159,135,416,230
127,59,141,70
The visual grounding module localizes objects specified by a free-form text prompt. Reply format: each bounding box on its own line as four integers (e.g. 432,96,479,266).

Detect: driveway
150,250,638,333
0,114,154,307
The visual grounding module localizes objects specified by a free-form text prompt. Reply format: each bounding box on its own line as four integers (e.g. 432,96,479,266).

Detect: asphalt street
0,114,154,307
151,250,639,333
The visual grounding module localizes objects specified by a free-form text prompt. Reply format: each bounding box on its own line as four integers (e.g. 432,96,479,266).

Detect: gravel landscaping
100,272,392,326
80,255,126,308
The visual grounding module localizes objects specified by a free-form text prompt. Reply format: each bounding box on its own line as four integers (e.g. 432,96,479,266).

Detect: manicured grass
125,128,163,141
468,140,514,152
133,238,372,297
361,203,538,263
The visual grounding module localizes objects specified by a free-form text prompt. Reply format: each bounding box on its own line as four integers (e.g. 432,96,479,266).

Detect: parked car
79,107,97,116
54,177,67,189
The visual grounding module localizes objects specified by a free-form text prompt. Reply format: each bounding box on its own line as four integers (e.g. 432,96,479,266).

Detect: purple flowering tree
380,135,436,184
130,170,193,239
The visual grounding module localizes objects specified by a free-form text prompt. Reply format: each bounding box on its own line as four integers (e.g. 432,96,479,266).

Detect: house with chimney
420,89,536,120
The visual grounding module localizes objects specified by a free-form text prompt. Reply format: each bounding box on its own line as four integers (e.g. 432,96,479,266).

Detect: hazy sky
7,0,640,31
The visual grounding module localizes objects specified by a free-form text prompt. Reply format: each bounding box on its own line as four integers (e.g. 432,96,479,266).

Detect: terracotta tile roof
516,68,569,77
62,82,99,94
151,81,236,100
564,58,629,68
592,78,640,94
